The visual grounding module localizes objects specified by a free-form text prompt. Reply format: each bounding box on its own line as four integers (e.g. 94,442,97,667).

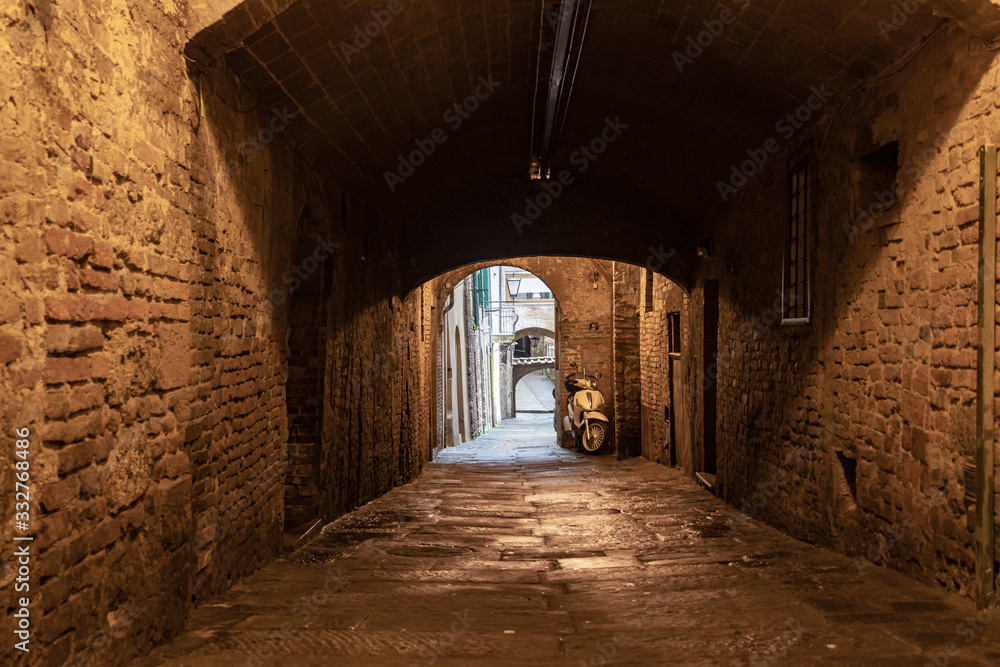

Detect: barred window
783,160,810,322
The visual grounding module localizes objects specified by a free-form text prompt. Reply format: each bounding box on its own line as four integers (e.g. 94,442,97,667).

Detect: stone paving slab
135,414,1000,666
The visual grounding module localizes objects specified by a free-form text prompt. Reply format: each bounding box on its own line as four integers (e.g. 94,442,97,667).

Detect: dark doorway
513,336,531,358
702,280,719,475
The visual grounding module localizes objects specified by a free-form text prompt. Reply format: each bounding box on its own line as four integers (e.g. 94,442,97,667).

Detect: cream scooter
562,371,609,454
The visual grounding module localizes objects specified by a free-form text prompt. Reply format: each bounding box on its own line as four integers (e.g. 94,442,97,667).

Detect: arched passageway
512,366,555,414
9,0,1000,663
513,327,557,346
513,368,555,407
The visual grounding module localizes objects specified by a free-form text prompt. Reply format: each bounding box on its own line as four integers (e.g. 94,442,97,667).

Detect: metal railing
480,301,518,336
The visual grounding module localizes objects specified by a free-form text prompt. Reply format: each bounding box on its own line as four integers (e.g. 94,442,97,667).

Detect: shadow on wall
701,25,999,597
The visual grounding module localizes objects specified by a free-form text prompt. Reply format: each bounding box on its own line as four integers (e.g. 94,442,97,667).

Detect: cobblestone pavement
137,415,1000,666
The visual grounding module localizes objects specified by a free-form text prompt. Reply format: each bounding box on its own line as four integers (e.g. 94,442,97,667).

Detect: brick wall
640,271,690,467
613,262,642,457
283,201,334,529
320,198,431,519
695,25,1000,596
0,3,431,664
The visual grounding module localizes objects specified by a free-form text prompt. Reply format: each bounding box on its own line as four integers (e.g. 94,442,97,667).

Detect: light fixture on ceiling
697,238,713,259
529,156,542,180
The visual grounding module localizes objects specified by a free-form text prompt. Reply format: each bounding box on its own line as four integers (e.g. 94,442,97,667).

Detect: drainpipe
439,291,455,451
976,145,997,610
442,291,455,317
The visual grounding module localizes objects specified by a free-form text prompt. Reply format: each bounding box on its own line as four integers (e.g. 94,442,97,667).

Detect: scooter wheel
580,422,607,454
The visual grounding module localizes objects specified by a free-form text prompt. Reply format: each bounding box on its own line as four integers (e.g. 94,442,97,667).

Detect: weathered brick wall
613,262,641,457
699,25,1000,596
283,202,334,529
0,2,431,664
0,2,302,662
640,274,667,465
320,197,431,519
640,272,690,467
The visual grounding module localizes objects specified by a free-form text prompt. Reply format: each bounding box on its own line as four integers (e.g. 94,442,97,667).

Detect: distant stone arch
512,327,556,343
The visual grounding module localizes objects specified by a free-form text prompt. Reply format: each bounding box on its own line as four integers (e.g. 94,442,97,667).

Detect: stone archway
512,327,556,343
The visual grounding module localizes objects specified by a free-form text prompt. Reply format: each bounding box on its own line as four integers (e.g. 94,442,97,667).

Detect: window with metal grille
783,160,810,322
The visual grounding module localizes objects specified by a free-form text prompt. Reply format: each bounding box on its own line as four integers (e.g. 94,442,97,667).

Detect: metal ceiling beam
539,0,583,176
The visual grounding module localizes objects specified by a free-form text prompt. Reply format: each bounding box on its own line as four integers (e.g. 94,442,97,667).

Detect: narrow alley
6,1,1000,664
138,416,997,666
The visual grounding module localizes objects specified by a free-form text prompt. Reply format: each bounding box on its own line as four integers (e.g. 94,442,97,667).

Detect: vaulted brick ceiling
206,0,947,221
